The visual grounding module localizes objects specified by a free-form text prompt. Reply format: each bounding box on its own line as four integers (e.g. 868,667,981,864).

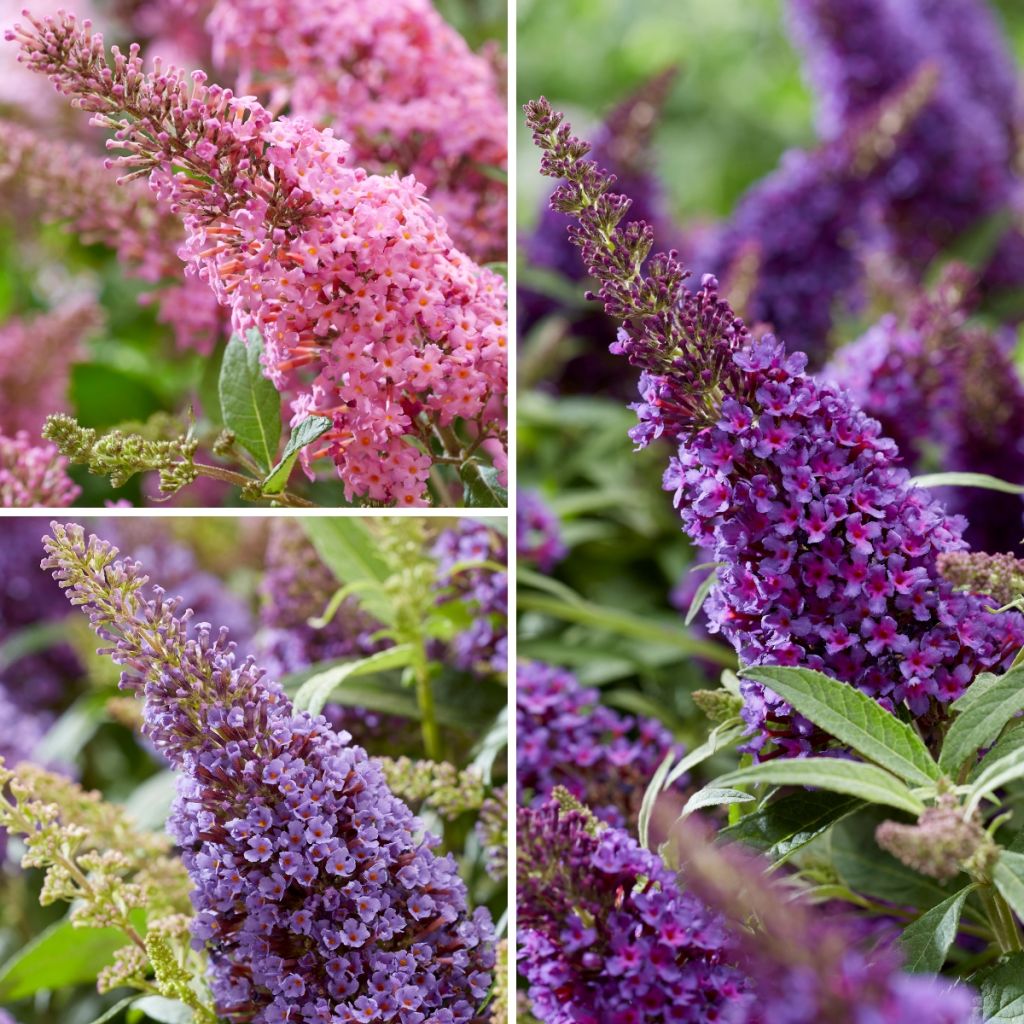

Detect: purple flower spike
526,98,1024,756
517,799,749,1023
42,522,494,1024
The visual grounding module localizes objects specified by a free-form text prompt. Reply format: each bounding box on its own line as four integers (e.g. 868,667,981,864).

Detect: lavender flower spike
42,522,494,1024
526,98,1024,756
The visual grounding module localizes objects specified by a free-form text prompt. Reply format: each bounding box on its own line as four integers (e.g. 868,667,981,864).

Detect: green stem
413,652,443,762
980,883,1023,954
191,463,315,507
519,591,738,667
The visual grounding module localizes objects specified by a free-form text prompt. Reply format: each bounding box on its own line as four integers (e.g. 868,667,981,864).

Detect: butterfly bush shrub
518,5,1024,1014
0,516,507,1023
0,0,507,508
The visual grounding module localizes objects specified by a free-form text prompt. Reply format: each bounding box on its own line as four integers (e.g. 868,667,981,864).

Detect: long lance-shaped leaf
706,758,925,815
899,884,976,973
742,666,940,786
939,665,1024,775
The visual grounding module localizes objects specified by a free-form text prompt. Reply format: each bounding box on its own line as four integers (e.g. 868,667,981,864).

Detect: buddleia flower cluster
10,11,508,508
517,797,749,1023
206,0,508,263
0,432,79,507
0,299,101,435
525,98,1024,755
826,268,1024,555
517,661,684,828
432,519,508,675
787,0,1024,292
42,521,495,1023
515,491,566,573
0,119,224,354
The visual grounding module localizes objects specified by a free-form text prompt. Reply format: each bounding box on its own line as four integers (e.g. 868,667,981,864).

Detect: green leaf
709,758,925,815
518,592,737,667
994,851,1024,923
87,997,140,1024
831,809,963,908
978,953,1024,1022
130,996,194,1023
0,918,129,1000
741,666,940,786
35,691,110,764
123,769,177,830
682,787,754,816
294,645,418,716
899,884,975,973
301,519,394,624
262,415,332,495
952,671,1003,713
910,471,1024,495
664,720,745,788
460,461,508,508
218,329,281,473
685,566,720,627
966,744,1024,815
938,665,1024,775
718,790,862,864
638,751,675,850
516,566,585,605
0,620,69,672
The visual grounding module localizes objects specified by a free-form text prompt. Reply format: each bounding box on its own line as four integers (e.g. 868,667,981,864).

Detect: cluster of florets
517,661,684,828
10,12,508,507
527,98,1024,754
826,274,1024,554
521,71,682,395
189,118,508,507
516,491,566,573
431,520,508,675
700,65,936,363
0,119,223,354
786,0,1024,288
0,300,100,435
517,799,748,1024
668,329,1024,749
939,550,1024,607
205,0,507,263
0,432,80,508
42,522,495,1024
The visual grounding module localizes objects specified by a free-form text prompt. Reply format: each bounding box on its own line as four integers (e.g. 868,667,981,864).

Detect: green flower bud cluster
0,759,208,1008
43,412,198,492
938,550,1024,608
377,756,486,819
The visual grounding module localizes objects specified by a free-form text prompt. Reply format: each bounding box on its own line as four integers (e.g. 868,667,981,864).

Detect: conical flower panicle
42,523,494,1024
11,12,507,507
526,99,1024,755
